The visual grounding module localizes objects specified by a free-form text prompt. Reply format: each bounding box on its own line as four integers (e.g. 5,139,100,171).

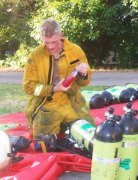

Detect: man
23,17,94,139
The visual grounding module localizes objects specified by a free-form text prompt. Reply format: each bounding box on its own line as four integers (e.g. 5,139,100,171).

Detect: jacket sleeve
23,54,53,98
67,47,92,95
76,53,92,86
73,46,92,87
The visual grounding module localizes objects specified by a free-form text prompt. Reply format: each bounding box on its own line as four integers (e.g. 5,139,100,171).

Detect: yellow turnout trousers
33,92,84,138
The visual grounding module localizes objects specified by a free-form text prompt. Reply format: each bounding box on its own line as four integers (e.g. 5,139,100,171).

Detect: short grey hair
40,17,61,37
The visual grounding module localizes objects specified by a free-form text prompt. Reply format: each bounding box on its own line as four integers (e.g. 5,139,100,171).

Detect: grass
81,85,108,91
0,84,107,116
0,84,27,116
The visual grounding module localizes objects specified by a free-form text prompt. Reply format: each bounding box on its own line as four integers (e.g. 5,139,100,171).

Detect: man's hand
53,79,71,92
76,63,88,76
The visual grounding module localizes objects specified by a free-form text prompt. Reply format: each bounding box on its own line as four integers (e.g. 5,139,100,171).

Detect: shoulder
64,39,83,52
30,44,46,57
27,44,47,65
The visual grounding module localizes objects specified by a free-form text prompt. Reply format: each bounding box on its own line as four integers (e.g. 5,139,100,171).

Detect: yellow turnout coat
23,38,93,138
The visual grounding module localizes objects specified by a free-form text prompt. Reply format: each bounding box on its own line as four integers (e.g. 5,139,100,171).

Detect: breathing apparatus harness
9,127,92,161
33,132,92,158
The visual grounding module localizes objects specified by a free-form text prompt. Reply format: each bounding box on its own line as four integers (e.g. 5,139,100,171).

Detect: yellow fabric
23,38,93,136
33,103,79,138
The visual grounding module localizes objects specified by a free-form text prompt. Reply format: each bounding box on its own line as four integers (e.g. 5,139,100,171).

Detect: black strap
47,55,53,85
46,55,54,101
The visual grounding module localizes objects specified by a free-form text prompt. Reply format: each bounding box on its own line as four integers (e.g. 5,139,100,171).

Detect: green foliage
4,44,33,68
112,0,138,68
29,0,138,68
0,0,37,60
0,0,138,68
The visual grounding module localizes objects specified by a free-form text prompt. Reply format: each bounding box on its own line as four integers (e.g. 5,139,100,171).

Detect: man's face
42,33,63,55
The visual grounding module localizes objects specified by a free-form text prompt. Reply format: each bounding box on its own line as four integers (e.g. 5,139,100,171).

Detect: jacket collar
43,38,74,56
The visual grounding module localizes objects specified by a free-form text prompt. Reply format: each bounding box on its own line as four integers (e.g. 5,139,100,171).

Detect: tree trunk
81,35,113,67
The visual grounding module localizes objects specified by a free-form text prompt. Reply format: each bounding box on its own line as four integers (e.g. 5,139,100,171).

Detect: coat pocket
36,107,56,126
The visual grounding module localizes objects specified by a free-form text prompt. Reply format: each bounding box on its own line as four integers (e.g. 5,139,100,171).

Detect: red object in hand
62,69,78,87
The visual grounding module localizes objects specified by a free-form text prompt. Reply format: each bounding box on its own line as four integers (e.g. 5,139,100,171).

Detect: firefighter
23,17,94,139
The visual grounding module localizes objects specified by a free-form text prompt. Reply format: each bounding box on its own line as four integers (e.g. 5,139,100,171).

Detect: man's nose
47,43,54,49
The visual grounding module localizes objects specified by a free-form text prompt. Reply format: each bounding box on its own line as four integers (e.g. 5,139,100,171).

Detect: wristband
78,72,88,80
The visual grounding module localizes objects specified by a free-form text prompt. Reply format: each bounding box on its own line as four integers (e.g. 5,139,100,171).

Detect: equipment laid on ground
10,135,30,153
118,102,138,180
126,87,138,100
89,93,105,109
70,119,96,153
32,119,97,158
125,84,138,101
119,88,134,102
101,90,114,106
106,85,138,103
81,90,98,108
34,131,92,158
81,84,138,109
91,107,123,180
